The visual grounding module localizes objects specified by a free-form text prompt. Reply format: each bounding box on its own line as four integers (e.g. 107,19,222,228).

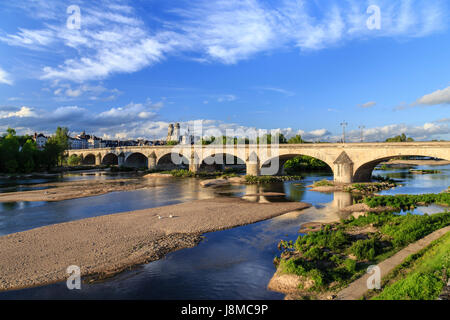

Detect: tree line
0,127,69,174
199,134,310,145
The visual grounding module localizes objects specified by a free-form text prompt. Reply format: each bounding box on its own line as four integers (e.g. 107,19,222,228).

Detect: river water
0,165,448,299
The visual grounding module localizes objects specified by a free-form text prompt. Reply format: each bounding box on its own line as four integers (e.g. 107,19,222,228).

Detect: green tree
54,127,69,149
0,128,20,173
41,139,61,170
288,135,305,144
67,154,82,166
257,133,287,144
386,133,414,142
19,139,37,173
284,156,331,174
51,127,69,165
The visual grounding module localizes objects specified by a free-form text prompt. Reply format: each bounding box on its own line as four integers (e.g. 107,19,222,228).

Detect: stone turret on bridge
68,142,450,183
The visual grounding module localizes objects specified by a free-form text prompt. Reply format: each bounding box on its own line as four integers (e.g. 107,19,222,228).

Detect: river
0,164,448,299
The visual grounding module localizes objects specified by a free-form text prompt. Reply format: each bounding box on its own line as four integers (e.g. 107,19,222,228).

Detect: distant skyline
0,0,449,142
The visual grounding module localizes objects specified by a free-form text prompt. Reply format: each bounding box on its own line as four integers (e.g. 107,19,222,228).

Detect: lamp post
358,125,365,143
340,121,348,143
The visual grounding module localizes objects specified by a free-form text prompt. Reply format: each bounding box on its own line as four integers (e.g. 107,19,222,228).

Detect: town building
68,137,87,150
33,133,48,150
166,123,181,143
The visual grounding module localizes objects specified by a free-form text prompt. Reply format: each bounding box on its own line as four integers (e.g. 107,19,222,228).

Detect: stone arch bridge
67,142,450,183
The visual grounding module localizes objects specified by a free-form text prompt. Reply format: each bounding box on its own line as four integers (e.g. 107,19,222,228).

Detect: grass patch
312,179,334,187
145,168,243,179
245,175,303,184
369,232,450,300
276,211,450,295
364,193,450,210
344,182,396,194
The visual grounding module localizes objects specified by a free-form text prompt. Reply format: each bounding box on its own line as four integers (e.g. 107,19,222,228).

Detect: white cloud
415,86,450,106
171,0,276,64
41,37,167,82
49,82,121,101
255,86,295,96
0,67,13,85
335,122,449,142
0,101,448,142
0,28,55,48
217,94,237,102
1,0,447,82
358,101,376,108
0,106,36,118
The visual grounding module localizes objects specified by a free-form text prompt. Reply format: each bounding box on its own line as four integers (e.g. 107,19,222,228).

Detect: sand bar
0,178,168,202
0,197,310,291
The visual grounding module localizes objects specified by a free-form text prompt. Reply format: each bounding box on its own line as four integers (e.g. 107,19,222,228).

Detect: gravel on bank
0,178,167,202
0,198,310,291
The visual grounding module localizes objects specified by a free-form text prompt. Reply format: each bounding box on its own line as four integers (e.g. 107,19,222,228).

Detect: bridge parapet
67,142,450,182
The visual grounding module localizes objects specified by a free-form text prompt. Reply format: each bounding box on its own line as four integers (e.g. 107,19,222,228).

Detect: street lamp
340,121,348,143
358,125,365,143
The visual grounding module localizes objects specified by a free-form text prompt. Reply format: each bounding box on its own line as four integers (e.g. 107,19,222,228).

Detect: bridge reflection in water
242,184,353,212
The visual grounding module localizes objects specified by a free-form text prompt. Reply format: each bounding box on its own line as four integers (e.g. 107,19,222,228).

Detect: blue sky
0,0,449,141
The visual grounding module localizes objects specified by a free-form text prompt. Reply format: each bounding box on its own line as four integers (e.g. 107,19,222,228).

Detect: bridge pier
246,163,260,176
95,153,102,166
118,153,125,166
148,152,157,170
189,152,200,173
333,151,353,184
246,152,260,176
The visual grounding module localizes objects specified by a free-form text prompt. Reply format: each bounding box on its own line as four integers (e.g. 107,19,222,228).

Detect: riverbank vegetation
365,232,450,300
344,182,397,194
274,211,450,297
284,156,332,174
364,193,450,210
312,179,334,187
145,168,242,179
309,179,397,194
409,169,441,174
0,127,69,174
244,175,303,184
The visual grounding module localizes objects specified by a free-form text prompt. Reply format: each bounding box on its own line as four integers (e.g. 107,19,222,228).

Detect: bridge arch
353,153,450,182
125,152,148,168
200,153,246,173
156,152,189,170
102,153,118,165
260,153,334,176
82,153,96,165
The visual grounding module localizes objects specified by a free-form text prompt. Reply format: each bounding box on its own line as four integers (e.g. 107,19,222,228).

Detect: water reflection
0,165,448,299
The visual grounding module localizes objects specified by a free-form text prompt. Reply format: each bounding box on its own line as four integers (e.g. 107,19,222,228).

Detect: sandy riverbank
0,178,171,202
307,181,396,193
0,197,310,291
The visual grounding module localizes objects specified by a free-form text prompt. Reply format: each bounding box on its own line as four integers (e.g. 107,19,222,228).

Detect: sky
0,0,449,142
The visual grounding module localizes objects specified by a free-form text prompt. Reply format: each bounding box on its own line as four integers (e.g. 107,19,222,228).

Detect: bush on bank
245,175,303,184
276,210,450,295
364,193,450,210
284,156,332,175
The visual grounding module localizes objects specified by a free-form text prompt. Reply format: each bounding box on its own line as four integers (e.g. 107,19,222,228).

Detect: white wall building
33,133,48,150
